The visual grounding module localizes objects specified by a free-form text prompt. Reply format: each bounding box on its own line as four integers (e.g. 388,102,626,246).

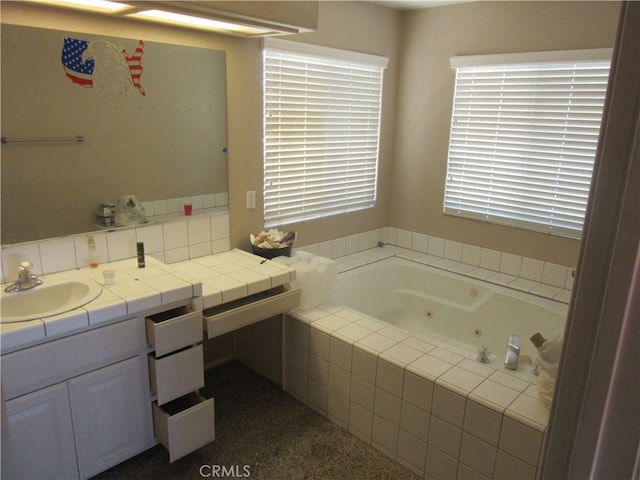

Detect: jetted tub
329,256,568,367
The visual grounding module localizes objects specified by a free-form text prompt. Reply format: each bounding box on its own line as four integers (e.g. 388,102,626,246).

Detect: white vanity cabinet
1,317,153,480
68,357,148,478
146,306,215,462
4,382,78,480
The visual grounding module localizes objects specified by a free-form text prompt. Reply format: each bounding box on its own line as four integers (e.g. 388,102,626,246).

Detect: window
444,49,611,239
263,38,388,227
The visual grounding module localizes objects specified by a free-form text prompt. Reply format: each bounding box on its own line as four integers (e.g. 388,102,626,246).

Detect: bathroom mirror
1,24,228,245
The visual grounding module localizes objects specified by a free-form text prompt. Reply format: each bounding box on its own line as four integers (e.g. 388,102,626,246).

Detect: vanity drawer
146,307,202,357
149,345,204,405
204,285,301,339
1,317,142,401
152,392,215,463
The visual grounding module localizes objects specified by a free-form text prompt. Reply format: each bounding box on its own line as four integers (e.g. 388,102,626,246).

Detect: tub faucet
4,261,43,293
504,334,520,370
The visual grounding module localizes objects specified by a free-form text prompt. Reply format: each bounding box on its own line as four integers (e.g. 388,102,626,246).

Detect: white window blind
263,38,388,227
444,49,612,239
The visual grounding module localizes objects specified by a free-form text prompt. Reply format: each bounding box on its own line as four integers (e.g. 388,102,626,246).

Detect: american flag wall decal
61,37,94,87
61,36,146,97
123,41,146,96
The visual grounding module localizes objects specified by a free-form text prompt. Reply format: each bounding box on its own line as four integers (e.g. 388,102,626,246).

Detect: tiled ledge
1,210,230,283
330,246,572,305
297,227,574,304
141,192,228,218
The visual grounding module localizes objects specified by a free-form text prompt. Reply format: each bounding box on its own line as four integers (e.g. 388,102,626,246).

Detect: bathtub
329,256,568,368
287,252,566,477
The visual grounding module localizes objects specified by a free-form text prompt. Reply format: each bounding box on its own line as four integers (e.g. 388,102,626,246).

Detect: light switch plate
246,190,256,209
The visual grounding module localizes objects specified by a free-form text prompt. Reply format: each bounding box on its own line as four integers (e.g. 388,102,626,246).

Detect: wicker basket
251,244,292,259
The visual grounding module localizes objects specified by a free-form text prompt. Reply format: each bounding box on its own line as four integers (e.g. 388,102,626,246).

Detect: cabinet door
4,383,78,480
68,356,147,479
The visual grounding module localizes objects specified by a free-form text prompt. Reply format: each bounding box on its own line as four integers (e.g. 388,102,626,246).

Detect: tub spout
504,334,520,370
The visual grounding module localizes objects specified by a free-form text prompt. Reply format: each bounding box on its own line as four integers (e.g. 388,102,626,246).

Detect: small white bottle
88,235,98,268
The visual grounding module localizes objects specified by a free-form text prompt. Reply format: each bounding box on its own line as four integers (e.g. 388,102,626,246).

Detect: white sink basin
1,276,102,323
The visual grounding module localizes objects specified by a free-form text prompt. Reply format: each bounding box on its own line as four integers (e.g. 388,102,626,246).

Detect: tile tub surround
0,209,230,283
295,227,575,304
0,249,295,353
286,305,549,479
284,246,564,479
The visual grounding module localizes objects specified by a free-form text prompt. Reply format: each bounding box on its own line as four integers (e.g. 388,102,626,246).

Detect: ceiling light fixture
28,0,132,14
127,9,276,36
26,0,305,37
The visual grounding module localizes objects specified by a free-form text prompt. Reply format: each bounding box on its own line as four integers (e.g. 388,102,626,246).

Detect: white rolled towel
535,332,564,408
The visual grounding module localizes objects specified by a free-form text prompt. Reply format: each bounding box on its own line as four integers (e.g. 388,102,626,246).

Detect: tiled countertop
0,249,295,353
161,249,295,309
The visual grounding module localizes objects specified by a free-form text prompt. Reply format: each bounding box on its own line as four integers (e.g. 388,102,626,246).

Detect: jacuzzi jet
473,328,482,337
425,310,434,318
477,345,490,363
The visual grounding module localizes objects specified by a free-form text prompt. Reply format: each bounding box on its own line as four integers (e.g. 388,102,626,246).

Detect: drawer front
152,393,215,463
149,345,204,405
205,286,300,339
146,309,202,357
2,318,142,400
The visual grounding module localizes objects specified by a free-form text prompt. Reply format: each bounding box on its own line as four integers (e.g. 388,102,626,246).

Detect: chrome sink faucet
504,334,520,370
4,261,43,293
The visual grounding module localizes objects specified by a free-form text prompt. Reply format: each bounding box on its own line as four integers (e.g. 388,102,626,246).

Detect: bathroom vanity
0,249,299,479
2,315,154,479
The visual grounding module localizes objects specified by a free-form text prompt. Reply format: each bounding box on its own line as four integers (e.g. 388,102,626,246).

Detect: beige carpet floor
92,360,417,480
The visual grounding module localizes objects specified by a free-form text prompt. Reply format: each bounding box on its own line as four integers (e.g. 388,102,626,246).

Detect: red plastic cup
184,204,193,216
